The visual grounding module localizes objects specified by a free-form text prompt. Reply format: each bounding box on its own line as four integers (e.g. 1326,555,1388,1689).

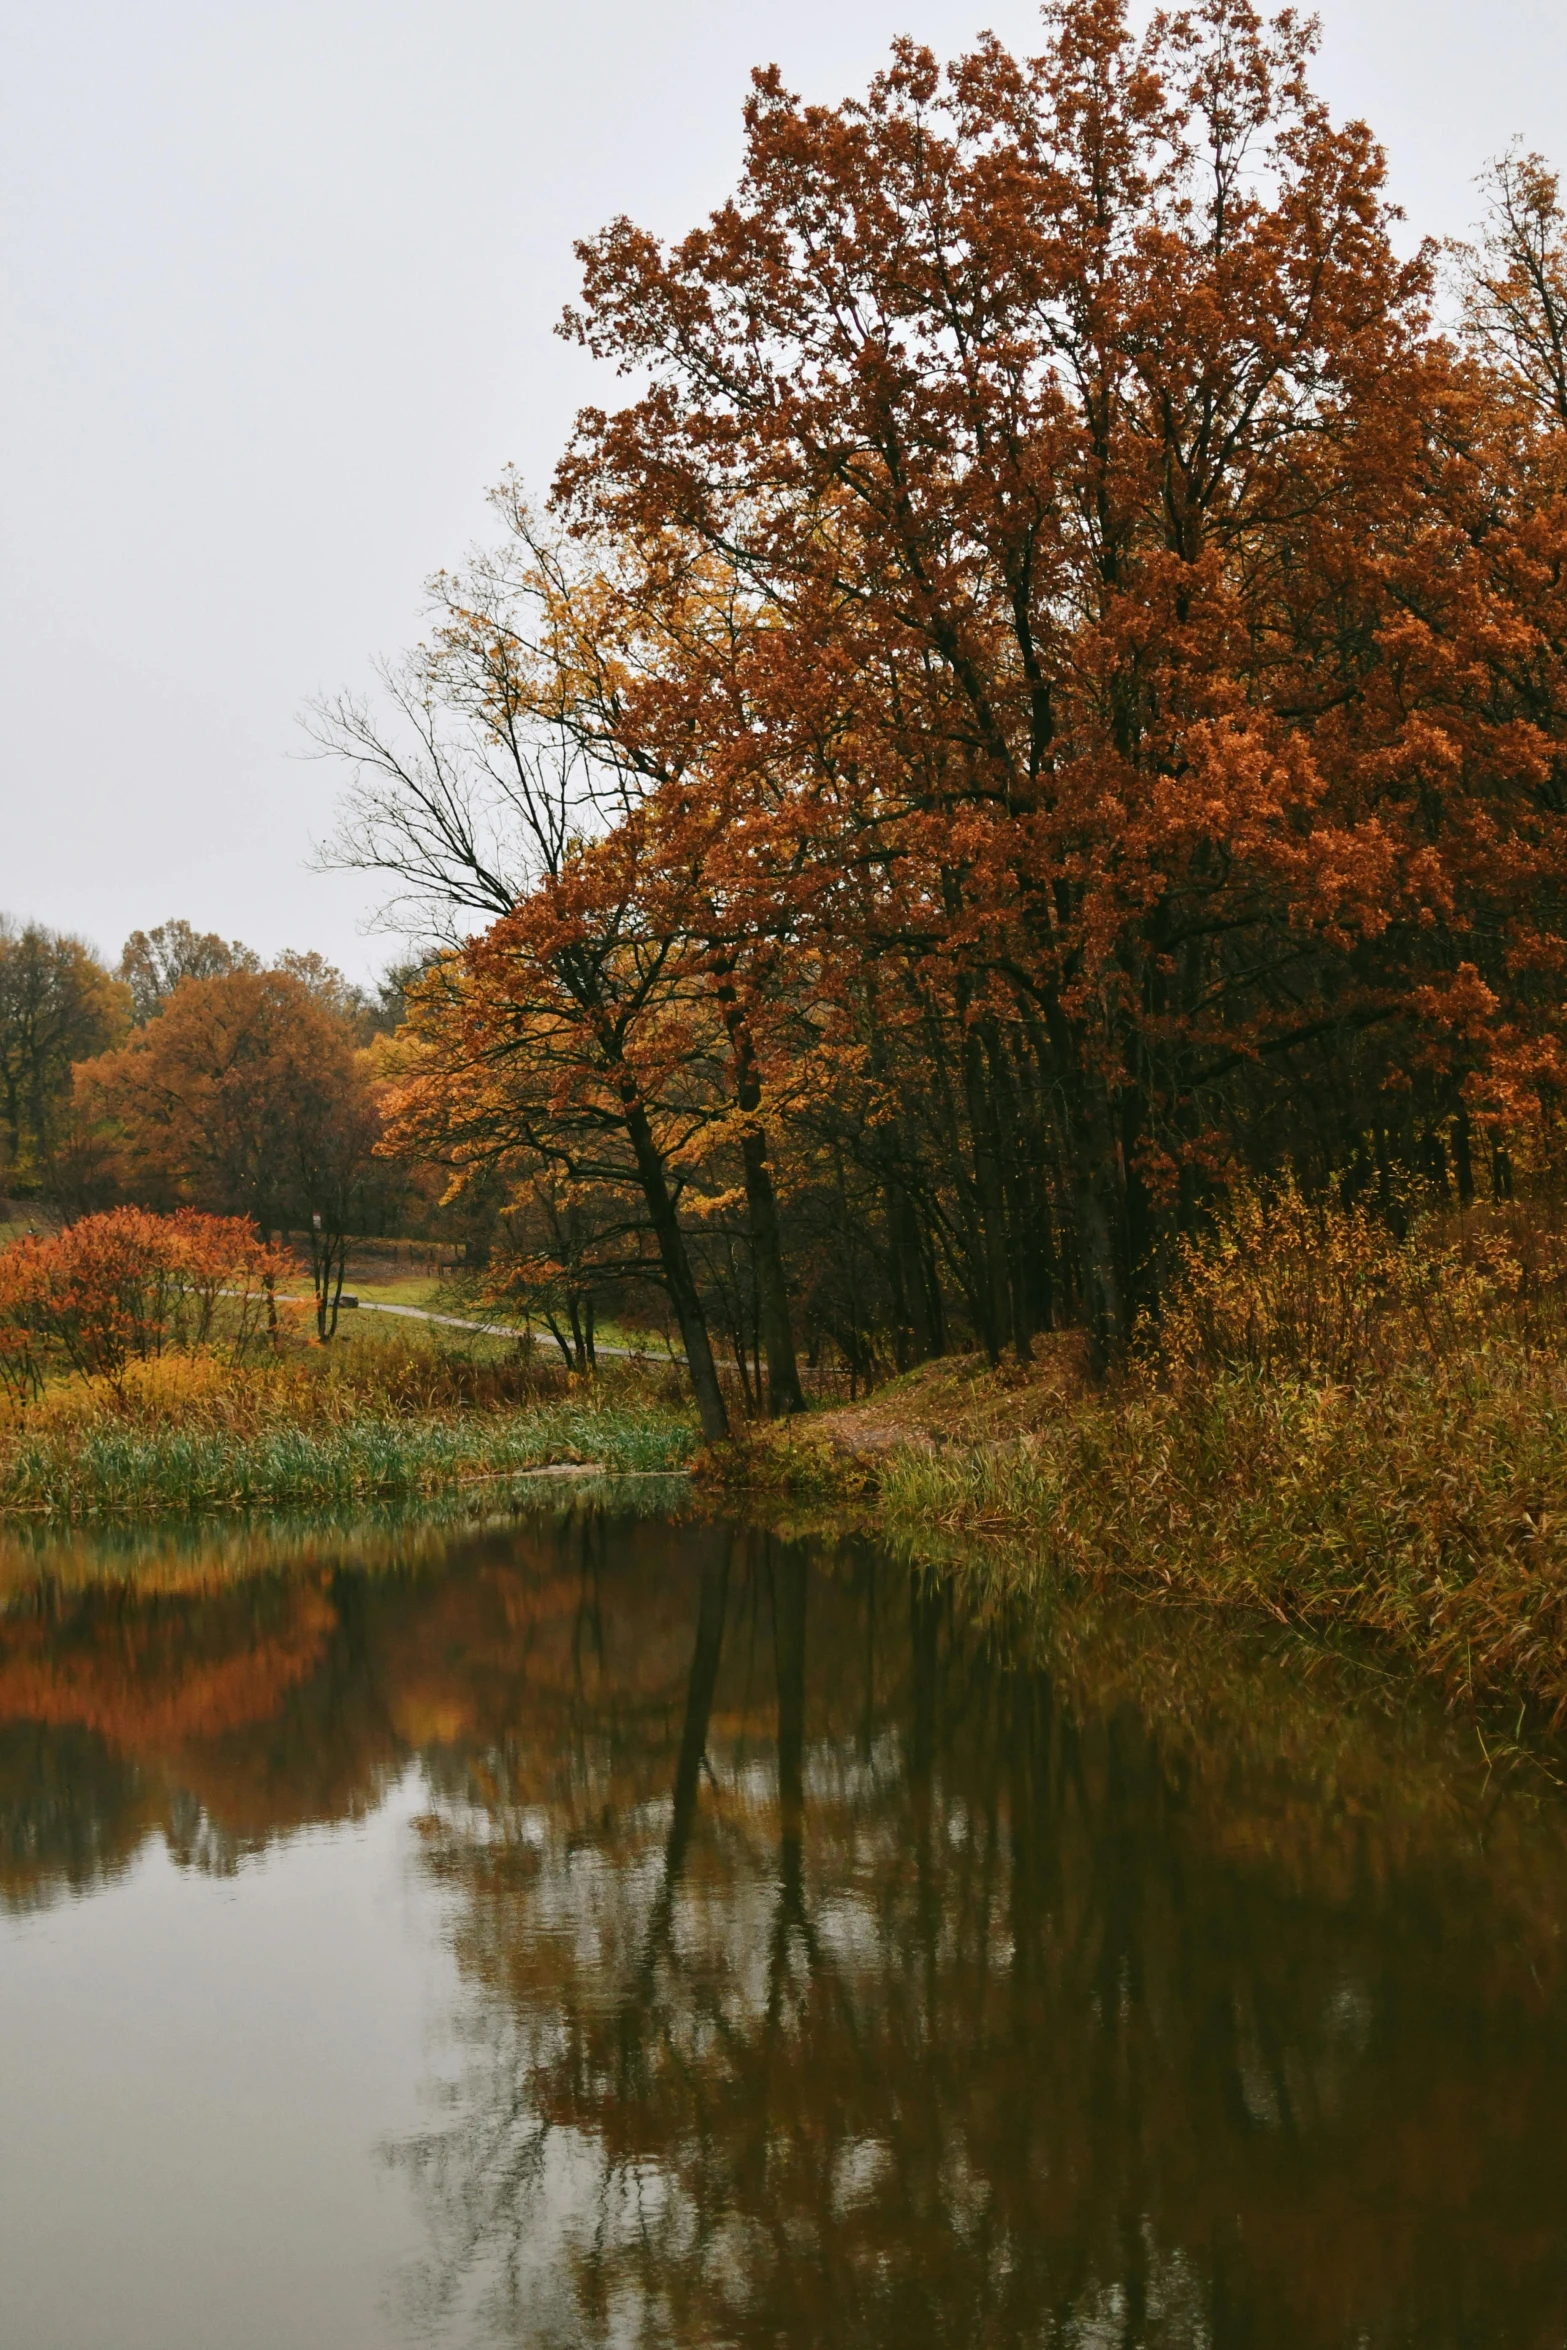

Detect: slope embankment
701,1342,1567,1723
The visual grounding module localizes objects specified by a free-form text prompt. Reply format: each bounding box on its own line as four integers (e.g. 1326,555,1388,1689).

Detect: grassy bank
718,1189,1567,1722
0,1338,696,1518
870,1356,1567,1718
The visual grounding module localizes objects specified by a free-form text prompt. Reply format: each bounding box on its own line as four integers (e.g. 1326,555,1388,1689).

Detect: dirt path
283,1295,682,1365
793,1344,1090,1460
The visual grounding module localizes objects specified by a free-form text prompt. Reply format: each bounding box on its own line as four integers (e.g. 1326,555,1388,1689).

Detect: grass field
323,1265,679,1361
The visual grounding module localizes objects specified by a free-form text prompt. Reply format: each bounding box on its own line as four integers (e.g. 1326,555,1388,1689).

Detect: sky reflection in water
2,1501,1567,2348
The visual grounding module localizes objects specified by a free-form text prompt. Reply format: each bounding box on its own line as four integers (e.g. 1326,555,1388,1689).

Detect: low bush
1157,1177,1567,1384
0,1208,289,1400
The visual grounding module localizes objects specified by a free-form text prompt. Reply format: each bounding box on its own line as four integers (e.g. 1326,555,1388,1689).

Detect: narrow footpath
287,1295,682,1364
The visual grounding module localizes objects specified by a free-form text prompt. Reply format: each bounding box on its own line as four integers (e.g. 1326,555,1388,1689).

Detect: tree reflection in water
5,1508,1567,2344
384,1526,1567,2350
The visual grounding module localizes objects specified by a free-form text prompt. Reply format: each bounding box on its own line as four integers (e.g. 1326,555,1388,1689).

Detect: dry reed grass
799,1184,1567,1719
0,1330,695,1517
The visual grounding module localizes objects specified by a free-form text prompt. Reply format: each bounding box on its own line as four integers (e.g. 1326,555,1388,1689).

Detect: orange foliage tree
75,967,390,1339
324,0,1567,1387
551,0,1567,1361
369,814,740,1439
0,1207,288,1401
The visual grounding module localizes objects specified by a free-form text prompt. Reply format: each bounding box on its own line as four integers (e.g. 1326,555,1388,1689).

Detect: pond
2,1495,1567,2348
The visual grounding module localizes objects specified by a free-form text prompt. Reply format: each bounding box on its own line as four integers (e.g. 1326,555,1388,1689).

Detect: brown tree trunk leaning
623,1100,731,1443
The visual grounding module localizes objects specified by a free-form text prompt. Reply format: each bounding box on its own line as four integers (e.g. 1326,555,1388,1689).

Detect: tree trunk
1454,1107,1475,1207
741,1127,805,1415
1072,1073,1127,1376
713,974,805,1415
624,1100,730,1441
963,1030,1017,1363
1036,992,1127,1375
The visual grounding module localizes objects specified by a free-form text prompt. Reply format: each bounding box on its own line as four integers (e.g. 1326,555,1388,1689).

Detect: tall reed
0,1337,695,1518
875,1184,1567,1720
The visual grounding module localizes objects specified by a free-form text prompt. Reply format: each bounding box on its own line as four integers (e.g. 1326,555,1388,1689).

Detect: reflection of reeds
0,1474,698,1592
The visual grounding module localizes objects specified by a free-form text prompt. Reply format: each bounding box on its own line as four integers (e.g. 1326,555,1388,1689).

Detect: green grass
0,1210,57,1249
0,1397,695,1519
336,1274,450,1311
324,1277,677,1360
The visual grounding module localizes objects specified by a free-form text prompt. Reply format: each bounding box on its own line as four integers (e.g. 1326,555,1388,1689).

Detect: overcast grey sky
4,1,1566,981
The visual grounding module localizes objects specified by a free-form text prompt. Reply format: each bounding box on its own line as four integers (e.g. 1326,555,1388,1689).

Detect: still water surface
3,1498,1567,2347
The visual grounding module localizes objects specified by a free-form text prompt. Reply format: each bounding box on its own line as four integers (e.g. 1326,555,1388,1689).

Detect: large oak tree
551,0,1567,1359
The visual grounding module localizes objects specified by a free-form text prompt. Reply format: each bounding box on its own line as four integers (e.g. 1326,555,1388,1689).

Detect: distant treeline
0,916,446,1337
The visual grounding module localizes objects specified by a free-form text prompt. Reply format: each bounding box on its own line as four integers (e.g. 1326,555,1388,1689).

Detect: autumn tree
554,0,1525,1363
274,948,381,1037
317,516,822,1413
364,821,737,1438
0,920,130,1192
76,968,388,1339
319,0,1567,1385
118,919,260,1023
429,517,824,1411
316,585,775,1432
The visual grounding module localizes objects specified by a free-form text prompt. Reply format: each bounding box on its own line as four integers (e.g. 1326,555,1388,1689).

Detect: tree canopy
315,0,1567,1398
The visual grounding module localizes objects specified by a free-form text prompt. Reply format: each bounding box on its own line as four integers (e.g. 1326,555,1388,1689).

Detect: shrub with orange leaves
0,1208,289,1402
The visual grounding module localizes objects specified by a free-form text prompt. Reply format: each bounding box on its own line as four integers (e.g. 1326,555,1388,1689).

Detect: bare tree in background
118,920,260,1024
1455,147,1567,423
